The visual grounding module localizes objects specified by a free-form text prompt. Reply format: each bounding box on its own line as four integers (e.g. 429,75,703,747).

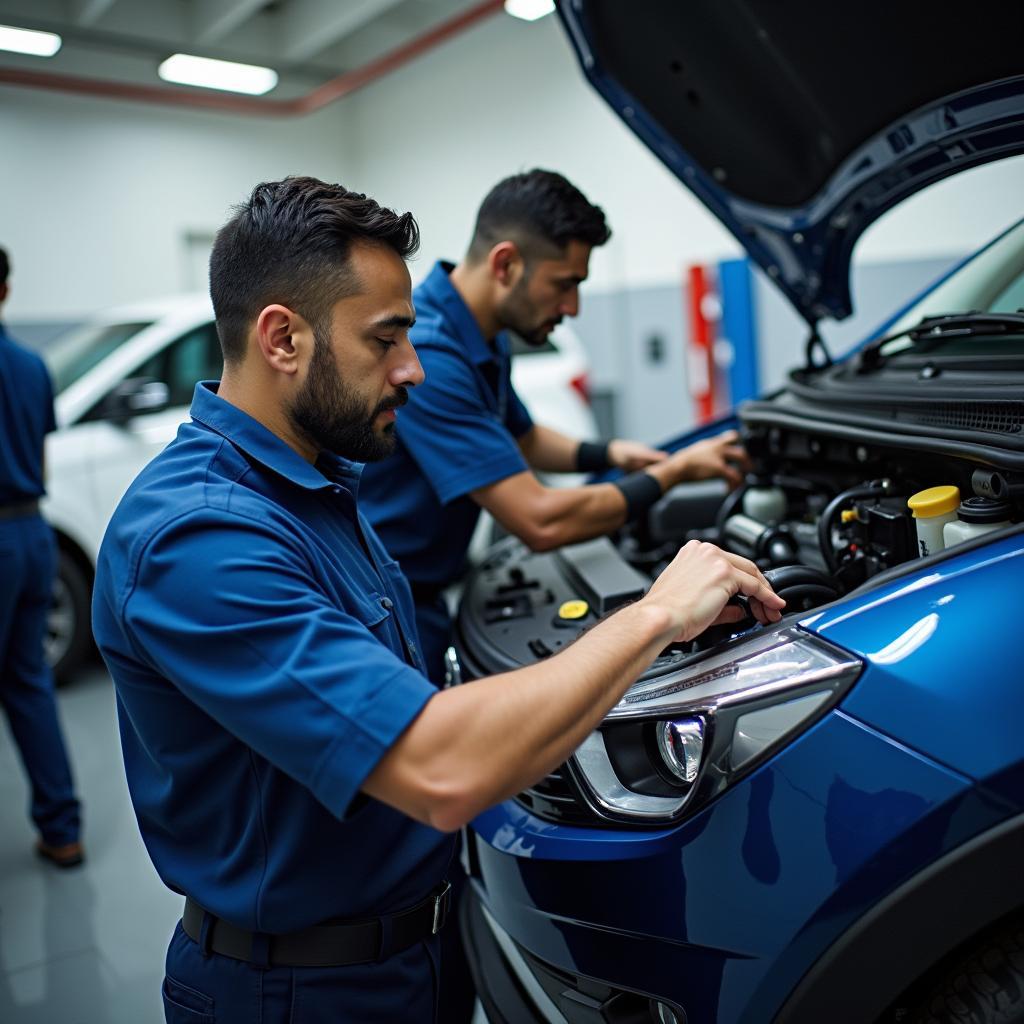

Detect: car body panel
469,703,1004,1021
803,534,1024,805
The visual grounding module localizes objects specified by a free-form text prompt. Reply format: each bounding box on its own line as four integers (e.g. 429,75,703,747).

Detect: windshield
883,220,1024,341
46,321,153,393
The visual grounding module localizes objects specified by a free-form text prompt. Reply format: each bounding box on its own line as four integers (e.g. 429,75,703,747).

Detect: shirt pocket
350,591,399,655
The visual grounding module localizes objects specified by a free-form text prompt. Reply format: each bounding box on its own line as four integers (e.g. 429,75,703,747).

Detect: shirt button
380,597,394,610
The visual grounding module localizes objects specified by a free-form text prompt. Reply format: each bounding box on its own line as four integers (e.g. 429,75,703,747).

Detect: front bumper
464,707,994,1023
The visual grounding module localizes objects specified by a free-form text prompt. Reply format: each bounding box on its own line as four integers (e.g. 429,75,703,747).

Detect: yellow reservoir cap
907,485,960,519
557,599,590,620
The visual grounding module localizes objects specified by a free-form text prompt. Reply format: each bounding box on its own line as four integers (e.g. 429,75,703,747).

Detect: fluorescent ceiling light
158,54,278,96
0,23,62,57
504,0,555,22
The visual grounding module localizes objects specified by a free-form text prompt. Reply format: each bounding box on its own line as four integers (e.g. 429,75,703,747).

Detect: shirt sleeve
41,366,56,434
120,508,437,820
505,378,534,439
398,343,529,504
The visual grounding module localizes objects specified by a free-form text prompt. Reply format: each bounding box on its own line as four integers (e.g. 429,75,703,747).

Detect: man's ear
0,283,9,305
253,304,311,376
488,241,523,288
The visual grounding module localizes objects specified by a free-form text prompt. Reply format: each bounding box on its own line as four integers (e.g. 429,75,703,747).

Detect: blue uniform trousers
164,921,440,1023
0,515,80,846
413,597,477,1024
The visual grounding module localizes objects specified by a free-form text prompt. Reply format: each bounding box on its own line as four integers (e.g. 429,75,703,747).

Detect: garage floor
0,666,181,1023
0,666,485,1023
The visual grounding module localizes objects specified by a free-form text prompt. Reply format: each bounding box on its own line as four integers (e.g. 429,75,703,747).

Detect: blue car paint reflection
468,529,1024,1021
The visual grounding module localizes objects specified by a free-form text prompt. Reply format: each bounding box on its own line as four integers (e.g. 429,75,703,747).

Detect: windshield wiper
858,310,1024,370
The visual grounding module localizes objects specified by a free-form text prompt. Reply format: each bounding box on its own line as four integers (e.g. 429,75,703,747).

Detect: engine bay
456,410,1024,680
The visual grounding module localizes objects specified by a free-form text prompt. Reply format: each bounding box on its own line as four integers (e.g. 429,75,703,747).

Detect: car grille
894,401,1024,435
516,765,597,826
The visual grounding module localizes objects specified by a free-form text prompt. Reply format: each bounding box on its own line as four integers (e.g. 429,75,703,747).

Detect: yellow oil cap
907,485,960,519
557,599,590,620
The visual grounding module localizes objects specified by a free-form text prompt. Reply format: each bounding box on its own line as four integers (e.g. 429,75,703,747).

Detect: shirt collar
189,381,362,494
422,261,509,366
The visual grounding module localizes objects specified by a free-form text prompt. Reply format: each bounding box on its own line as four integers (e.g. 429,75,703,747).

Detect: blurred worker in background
0,245,84,868
359,168,747,1022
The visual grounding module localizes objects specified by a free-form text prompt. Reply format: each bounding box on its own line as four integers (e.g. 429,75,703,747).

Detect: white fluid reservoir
944,496,1012,547
742,486,787,523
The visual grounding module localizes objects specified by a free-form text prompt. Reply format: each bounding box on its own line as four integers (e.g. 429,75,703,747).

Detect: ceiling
0,0,504,109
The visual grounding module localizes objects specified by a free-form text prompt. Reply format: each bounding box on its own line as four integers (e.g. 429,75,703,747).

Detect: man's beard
288,333,406,462
496,275,559,346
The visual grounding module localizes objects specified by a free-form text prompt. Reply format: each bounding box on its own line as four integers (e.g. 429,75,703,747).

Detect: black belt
0,499,39,521
181,881,451,968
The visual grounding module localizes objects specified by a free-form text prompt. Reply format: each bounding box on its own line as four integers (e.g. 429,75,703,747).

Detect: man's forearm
519,424,587,473
367,600,677,831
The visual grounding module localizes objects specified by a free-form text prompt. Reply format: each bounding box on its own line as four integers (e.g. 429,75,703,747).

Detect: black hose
715,481,748,539
817,482,889,573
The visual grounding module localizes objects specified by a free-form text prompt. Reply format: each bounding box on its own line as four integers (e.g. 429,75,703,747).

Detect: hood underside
558,1,1024,323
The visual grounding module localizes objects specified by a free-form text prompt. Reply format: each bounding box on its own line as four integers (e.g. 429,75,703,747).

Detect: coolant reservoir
907,486,960,556
742,486,786,523
943,496,1012,547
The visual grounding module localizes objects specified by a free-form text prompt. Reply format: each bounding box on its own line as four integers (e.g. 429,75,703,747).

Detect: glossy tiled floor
0,663,488,1023
0,664,182,1023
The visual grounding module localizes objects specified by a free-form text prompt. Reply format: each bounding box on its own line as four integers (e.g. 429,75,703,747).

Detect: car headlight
569,627,863,824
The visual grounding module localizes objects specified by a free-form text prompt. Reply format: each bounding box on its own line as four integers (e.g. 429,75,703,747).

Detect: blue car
453,4,1024,1023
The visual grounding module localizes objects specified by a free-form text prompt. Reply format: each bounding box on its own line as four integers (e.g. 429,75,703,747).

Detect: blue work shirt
360,261,533,588
0,323,57,504
92,382,453,933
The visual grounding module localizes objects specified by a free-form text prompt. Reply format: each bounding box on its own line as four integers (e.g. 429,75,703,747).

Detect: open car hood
557,1,1024,324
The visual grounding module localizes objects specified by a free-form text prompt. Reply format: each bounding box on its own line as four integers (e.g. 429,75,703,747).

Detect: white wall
0,89,354,320
3,8,1023,323
340,12,739,292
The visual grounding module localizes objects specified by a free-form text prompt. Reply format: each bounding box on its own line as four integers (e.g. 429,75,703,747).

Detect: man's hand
643,539,786,642
664,429,751,489
607,439,667,472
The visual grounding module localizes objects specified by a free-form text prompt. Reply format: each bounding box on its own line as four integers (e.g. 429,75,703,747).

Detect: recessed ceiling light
504,0,555,22
0,23,62,57
157,54,278,96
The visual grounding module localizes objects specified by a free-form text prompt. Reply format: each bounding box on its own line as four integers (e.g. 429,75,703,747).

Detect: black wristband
613,471,663,522
576,440,611,473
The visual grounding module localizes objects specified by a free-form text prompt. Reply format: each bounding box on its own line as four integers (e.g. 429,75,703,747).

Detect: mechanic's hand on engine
607,439,667,472
643,540,785,642
669,429,751,489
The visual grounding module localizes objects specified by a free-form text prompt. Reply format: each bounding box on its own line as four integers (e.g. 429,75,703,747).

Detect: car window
886,220,1024,335
991,270,1024,313
134,322,223,407
47,322,153,393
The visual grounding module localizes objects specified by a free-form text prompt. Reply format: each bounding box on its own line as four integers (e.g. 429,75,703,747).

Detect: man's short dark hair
209,176,420,364
466,169,610,265
0,247,9,289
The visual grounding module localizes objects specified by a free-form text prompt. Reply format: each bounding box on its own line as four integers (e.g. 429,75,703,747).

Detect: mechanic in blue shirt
360,170,748,689
359,173,749,1021
0,246,83,869
92,177,783,1023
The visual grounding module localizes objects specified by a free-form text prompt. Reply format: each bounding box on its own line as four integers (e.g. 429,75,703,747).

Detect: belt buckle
432,881,452,935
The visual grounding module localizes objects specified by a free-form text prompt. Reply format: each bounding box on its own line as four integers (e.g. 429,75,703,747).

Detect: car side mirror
99,377,171,423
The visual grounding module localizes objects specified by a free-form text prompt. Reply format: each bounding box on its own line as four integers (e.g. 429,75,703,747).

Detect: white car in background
41,297,598,681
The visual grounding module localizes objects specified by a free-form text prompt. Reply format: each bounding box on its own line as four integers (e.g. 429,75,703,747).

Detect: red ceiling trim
0,0,505,116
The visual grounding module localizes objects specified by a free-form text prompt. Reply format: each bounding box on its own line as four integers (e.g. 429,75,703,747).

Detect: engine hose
715,482,748,538
818,481,890,573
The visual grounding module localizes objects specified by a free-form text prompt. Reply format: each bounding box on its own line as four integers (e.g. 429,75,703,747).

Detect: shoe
35,839,85,869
